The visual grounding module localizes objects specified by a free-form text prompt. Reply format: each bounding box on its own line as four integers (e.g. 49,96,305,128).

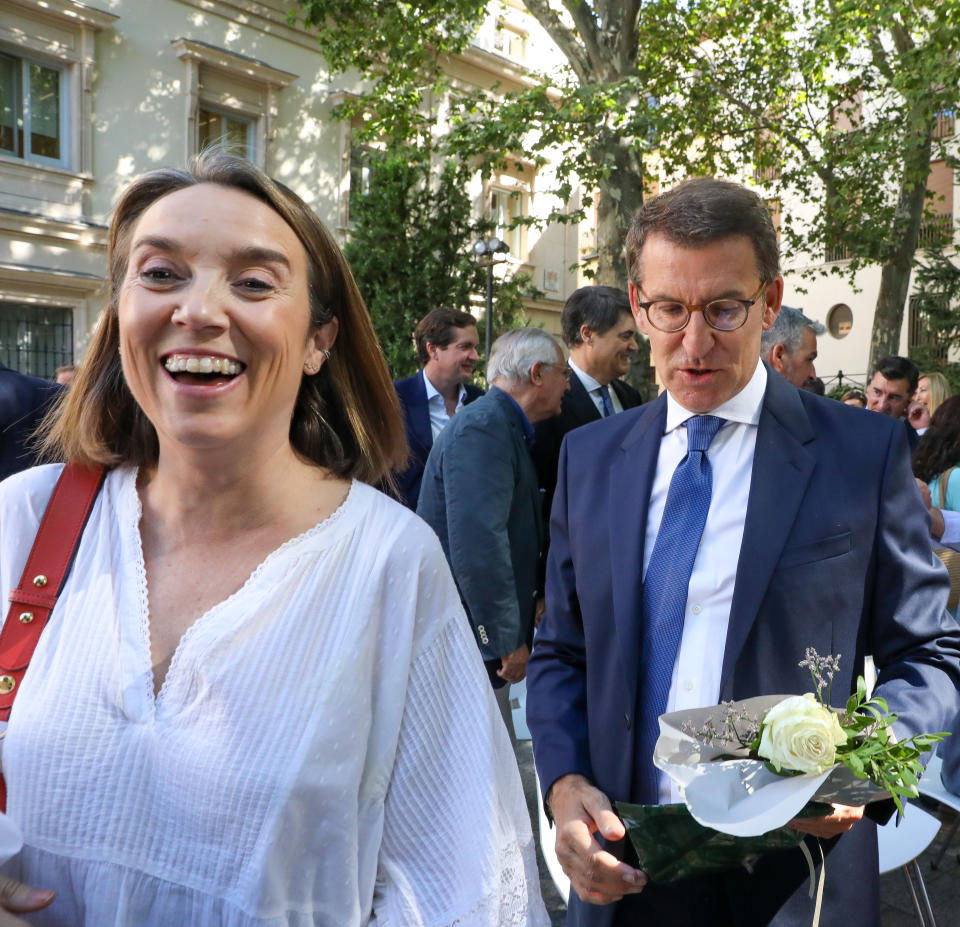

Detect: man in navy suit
533,285,644,525
866,354,921,451
392,307,483,508
526,178,960,926
0,363,62,481
418,329,569,732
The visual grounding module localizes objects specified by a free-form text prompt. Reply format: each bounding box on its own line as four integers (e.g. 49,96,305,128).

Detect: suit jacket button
624,713,631,730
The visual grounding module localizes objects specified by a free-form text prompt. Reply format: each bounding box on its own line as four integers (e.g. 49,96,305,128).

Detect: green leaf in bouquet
615,802,807,884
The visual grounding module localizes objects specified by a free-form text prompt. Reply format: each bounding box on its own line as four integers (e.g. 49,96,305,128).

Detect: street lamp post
471,236,511,363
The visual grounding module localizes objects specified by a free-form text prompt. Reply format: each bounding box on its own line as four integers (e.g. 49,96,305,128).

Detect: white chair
876,802,941,926
916,754,960,870
535,773,570,903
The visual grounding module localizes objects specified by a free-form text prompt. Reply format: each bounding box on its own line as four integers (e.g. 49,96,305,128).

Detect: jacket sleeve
870,424,960,744
441,418,526,660
525,438,594,801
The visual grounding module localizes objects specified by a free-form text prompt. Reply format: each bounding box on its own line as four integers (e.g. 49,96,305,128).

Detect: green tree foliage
905,247,960,391
296,0,960,375
295,0,689,287
344,146,536,379
684,0,960,373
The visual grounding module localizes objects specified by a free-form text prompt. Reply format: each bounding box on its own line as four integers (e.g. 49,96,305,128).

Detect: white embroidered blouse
0,465,548,927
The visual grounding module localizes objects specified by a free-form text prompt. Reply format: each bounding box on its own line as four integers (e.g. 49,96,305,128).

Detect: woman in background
840,388,866,407
0,151,547,927
914,396,960,508
909,371,952,433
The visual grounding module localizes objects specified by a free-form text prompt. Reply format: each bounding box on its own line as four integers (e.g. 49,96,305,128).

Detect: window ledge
5,0,118,31
0,157,94,222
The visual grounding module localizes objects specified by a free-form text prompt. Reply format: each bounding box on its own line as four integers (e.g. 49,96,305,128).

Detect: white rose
757,693,847,775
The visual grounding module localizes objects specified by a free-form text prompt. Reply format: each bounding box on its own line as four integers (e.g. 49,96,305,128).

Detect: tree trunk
867,131,934,374
591,145,654,396
593,147,646,288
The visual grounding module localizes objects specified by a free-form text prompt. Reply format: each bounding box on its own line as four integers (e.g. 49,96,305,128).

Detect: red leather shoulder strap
0,462,105,721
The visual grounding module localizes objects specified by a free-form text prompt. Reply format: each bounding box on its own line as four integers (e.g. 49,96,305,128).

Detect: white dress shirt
643,362,767,803
423,370,467,441
569,358,624,416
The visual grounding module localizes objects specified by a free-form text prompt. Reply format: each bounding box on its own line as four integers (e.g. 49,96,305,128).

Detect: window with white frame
347,142,388,226
490,187,523,257
198,106,255,160
173,39,296,169
0,51,67,168
0,0,117,191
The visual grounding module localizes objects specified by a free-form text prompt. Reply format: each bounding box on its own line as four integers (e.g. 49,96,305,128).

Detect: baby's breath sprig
681,701,763,755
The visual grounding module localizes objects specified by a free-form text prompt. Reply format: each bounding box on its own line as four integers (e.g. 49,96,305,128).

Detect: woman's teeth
163,355,242,375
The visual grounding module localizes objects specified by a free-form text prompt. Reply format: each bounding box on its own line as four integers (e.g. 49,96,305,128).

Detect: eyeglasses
637,282,768,333
542,362,572,380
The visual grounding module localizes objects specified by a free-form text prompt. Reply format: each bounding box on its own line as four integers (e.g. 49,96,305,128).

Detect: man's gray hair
761,305,826,356
487,328,564,384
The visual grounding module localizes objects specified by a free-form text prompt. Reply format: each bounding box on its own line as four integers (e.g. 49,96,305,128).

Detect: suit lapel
609,394,667,702
720,374,817,697
610,378,638,411
408,374,432,454
565,371,602,427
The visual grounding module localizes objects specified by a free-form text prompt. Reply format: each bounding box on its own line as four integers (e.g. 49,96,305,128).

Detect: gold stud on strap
33,575,48,588
18,612,34,624
0,677,15,694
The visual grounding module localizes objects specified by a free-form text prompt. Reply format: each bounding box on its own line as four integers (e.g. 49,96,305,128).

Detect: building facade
0,0,581,379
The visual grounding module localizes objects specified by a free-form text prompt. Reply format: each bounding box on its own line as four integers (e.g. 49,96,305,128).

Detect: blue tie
637,414,725,803
598,384,614,418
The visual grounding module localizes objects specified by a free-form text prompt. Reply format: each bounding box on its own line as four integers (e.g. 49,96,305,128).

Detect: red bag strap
0,462,104,812
0,462,105,720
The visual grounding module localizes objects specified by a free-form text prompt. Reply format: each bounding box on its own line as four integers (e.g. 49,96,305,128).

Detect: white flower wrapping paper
653,695,890,837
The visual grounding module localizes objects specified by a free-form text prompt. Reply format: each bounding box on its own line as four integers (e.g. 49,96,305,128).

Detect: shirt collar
568,356,603,393
423,369,465,406
664,359,767,433
496,387,535,443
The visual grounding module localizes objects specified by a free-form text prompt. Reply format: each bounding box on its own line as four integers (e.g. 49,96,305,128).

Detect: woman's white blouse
0,465,548,927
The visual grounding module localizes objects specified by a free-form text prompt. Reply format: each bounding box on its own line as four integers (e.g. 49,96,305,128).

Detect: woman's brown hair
39,149,407,485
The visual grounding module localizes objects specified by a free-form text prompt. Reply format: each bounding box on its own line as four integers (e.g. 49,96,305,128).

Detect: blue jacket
0,364,62,482
527,367,960,927
417,387,543,661
393,371,482,509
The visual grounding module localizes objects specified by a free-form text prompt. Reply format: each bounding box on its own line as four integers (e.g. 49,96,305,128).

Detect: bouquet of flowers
651,649,946,837
615,650,947,887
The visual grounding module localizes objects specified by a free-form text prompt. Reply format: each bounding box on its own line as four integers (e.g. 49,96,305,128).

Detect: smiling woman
0,151,548,927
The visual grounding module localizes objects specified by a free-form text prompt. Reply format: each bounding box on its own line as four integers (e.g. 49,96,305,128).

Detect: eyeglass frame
539,361,572,380
635,282,769,333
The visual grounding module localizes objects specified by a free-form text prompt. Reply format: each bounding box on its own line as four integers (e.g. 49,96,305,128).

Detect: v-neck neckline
116,468,357,715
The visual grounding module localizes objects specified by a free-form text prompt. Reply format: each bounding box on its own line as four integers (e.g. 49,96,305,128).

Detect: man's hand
497,644,530,683
787,803,864,838
0,873,54,926
547,774,647,905
534,597,546,628
915,478,945,539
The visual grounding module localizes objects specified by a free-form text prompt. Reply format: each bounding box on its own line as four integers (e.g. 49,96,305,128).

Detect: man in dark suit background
526,177,960,926
533,285,643,524
418,328,569,732
866,354,921,451
392,307,483,508
0,363,62,481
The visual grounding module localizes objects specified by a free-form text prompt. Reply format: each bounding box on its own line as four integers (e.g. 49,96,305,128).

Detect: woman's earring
304,361,320,374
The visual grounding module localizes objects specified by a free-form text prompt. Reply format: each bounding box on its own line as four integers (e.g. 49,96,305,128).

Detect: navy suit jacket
0,364,62,482
393,371,483,509
417,387,543,664
527,368,960,927
532,369,643,541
